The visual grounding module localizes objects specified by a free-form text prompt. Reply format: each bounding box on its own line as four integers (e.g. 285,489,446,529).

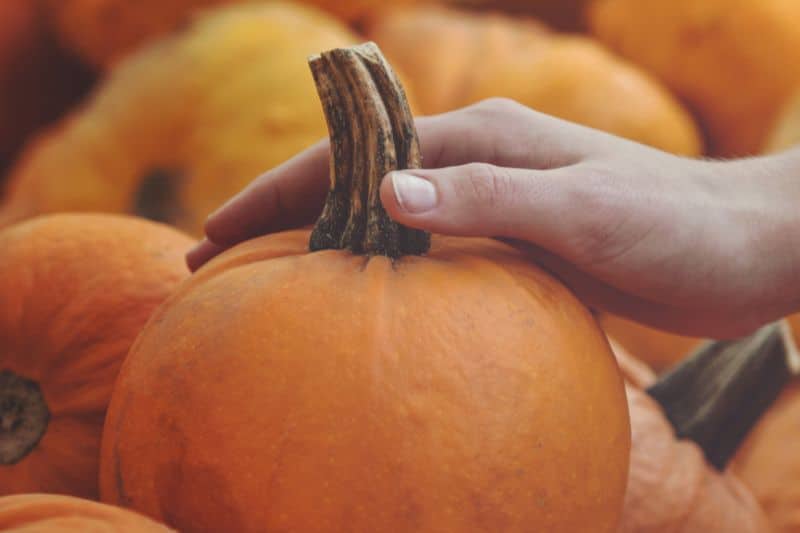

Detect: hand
187,98,800,339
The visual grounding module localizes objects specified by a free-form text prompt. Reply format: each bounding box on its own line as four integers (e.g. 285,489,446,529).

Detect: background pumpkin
732,316,800,533
611,340,772,533
99,43,630,533
764,89,800,153
0,494,173,532
599,313,704,373
47,0,415,69
0,214,192,499
0,2,358,236
0,0,92,177
588,0,800,156
364,4,702,156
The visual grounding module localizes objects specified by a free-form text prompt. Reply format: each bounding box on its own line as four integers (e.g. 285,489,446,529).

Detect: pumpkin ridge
0,369,50,465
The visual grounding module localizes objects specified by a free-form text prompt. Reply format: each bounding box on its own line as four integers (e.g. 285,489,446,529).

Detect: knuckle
467,97,526,120
455,163,518,208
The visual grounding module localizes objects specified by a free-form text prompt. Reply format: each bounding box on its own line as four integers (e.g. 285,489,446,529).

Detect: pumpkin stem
647,322,795,470
0,370,50,465
308,42,430,258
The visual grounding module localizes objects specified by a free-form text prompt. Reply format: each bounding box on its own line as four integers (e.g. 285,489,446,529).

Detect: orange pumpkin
588,0,800,156
611,340,771,532
99,43,630,533
0,214,192,499
0,0,92,175
599,313,704,372
48,0,416,69
0,2,358,236
732,316,800,533
365,4,702,156
0,494,173,532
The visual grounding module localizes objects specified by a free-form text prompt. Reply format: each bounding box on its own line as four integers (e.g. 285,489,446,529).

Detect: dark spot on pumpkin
155,414,245,532
0,369,49,465
133,168,185,224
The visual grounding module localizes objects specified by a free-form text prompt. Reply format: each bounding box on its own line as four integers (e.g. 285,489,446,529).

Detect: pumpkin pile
2,1,800,532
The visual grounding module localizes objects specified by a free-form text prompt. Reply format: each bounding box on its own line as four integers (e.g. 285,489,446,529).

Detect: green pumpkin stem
308,42,430,257
647,321,797,470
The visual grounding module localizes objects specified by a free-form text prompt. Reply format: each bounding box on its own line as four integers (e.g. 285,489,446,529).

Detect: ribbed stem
308,42,430,258
647,322,794,470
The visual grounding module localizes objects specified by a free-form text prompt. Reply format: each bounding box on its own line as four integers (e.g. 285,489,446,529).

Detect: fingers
204,140,330,246
202,99,599,246
186,238,225,272
380,162,578,250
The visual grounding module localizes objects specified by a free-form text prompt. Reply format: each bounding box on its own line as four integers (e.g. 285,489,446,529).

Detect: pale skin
187,98,800,340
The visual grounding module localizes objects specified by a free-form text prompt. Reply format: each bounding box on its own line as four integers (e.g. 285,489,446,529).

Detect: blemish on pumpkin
155,415,244,531
0,369,50,465
133,168,184,224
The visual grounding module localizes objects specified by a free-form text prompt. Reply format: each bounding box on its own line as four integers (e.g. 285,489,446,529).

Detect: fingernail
390,172,437,213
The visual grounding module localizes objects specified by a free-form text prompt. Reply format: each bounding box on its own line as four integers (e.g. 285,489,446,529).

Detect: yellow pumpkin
365,5,702,156
48,0,416,69
588,0,800,156
0,2,358,236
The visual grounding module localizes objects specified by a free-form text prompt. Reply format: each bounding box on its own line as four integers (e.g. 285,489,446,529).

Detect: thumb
380,162,574,246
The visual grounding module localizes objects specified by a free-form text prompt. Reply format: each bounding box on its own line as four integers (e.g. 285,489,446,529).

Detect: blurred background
3,0,800,232
2,0,799,358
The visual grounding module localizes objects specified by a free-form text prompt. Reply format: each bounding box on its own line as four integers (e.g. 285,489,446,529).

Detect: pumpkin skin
610,340,771,533
0,214,192,499
732,315,800,533
0,494,173,532
0,0,92,176
100,229,631,532
364,5,702,156
48,0,413,69
0,3,357,236
588,0,800,156
599,313,704,373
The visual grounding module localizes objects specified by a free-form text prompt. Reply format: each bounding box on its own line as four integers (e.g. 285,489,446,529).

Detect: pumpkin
598,313,704,373
764,90,800,153
732,316,800,533
0,0,92,176
364,5,702,156
0,214,192,499
0,494,173,532
610,339,772,533
99,43,630,533
47,0,414,69
0,2,358,236
588,0,800,156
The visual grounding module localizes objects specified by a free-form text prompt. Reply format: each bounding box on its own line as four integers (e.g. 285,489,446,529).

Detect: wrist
703,150,800,329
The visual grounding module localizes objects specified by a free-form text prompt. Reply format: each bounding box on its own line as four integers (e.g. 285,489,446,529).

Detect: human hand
187,98,800,339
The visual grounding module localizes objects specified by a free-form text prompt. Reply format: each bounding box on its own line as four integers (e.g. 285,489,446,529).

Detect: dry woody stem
308,42,430,258
647,322,794,470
